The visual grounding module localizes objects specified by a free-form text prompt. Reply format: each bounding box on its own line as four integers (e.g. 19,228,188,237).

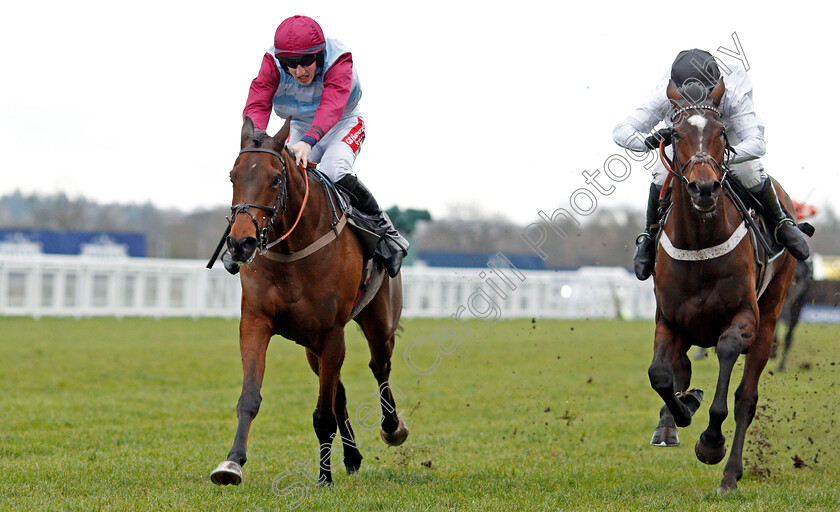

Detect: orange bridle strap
659,140,674,200
276,162,311,242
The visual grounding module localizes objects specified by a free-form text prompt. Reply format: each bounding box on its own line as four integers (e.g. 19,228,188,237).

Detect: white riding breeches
651,146,767,191
289,115,365,182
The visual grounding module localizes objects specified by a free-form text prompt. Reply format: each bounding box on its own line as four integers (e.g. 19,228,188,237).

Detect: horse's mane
247,131,269,148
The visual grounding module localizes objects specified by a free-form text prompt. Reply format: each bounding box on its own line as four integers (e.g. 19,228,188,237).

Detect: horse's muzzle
227,235,258,265
687,179,722,213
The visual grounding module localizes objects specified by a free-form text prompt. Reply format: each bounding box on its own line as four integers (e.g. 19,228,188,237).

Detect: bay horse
209,117,408,486
647,80,797,493
773,259,814,370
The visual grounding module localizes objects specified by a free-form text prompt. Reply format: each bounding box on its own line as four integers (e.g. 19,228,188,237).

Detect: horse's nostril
227,236,258,257
687,182,700,196
242,237,258,253
711,182,722,196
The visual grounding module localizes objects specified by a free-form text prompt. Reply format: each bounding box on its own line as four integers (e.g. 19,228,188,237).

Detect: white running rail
0,254,655,320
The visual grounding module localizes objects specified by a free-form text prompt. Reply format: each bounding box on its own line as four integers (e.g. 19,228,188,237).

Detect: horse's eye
271,176,282,188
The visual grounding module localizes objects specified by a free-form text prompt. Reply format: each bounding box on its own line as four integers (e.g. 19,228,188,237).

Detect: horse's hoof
210,460,243,485
717,480,738,494
345,455,363,475
695,439,727,465
316,476,333,487
650,425,680,447
380,418,409,446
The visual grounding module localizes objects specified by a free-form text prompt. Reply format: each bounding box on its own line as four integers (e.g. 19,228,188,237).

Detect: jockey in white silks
613,49,809,281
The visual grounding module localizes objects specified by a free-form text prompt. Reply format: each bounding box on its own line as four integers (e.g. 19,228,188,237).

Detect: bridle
228,147,309,253
659,103,733,188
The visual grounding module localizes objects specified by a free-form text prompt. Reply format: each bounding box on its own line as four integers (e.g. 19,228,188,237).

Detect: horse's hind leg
305,349,362,475
695,310,755,467
210,316,271,485
355,276,408,446
368,332,409,446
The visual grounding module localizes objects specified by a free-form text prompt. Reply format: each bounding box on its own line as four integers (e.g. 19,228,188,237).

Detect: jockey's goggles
276,53,318,69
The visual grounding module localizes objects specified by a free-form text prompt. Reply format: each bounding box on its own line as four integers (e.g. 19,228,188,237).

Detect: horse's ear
272,117,292,153
241,117,255,149
666,80,680,104
284,144,296,161
275,117,291,143
709,79,725,107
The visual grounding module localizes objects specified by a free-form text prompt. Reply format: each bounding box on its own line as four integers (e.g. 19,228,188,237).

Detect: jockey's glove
644,128,673,151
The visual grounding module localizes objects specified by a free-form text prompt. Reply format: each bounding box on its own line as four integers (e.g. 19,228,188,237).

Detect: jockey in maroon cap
223,15,409,277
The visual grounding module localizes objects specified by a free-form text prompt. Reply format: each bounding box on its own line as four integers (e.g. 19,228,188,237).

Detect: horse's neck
668,187,735,250
279,170,336,252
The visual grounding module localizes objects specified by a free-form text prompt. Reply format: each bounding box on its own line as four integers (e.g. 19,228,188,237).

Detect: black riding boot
633,183,662,281
753,179,810,261
336,175,409,277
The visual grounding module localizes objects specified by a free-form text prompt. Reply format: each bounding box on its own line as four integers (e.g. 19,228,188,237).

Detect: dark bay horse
647,80,797,493
210,117,408,486
773,259,813,370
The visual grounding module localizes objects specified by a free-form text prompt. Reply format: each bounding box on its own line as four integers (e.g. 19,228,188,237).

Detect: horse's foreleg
695,310,754,466
312,328,346,485
210,316,271,485
651,353,704,446
649,323,693,429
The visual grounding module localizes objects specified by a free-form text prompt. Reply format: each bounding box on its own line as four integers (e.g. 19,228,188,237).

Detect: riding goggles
276,53,319,69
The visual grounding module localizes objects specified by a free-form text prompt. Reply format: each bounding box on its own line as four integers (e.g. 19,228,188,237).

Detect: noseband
229,147,308,253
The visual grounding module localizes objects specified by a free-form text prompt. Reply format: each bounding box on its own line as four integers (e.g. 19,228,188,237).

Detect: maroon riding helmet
274,15,326,57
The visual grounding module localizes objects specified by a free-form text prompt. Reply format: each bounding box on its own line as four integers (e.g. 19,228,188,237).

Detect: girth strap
260,214,348,263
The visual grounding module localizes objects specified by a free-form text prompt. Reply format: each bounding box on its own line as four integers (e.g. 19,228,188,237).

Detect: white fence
0,254,655,320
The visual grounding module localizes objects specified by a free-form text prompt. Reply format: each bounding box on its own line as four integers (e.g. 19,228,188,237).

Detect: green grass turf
0,317,838,511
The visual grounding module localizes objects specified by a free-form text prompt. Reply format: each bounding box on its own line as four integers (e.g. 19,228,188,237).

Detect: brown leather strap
260,214,347,263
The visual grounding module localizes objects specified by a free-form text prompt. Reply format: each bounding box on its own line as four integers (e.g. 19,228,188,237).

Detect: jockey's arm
299,53,354,147
725,92,766,165
612,75,672,152
243,53,281,132
721,67,766,165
